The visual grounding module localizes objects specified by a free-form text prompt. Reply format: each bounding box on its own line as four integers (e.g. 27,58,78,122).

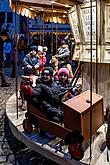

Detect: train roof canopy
9,0,84,23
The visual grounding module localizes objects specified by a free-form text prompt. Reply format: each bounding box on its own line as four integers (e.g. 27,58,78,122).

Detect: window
7,12,13,23
0,12,5,24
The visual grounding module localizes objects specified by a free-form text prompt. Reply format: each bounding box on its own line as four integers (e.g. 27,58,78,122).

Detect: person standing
10,45,18,78
3,35,12,67
0,30,11,87
17,35,28,65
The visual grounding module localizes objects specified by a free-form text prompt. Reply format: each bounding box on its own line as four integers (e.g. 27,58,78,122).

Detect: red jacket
39,55,47,73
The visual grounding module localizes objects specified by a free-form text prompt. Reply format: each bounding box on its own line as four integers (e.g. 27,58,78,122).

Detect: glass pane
7,12,13,23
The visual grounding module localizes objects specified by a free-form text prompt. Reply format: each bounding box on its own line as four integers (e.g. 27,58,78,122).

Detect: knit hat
42,67,53,76
61,40,67,45
38,45,43,53
58,68,69,76
30,45,38,51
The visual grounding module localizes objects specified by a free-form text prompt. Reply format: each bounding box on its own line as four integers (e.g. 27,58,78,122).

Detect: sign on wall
80,6,96,42
104,50,110,62
69,9,80,43
83,49,98,62
105,5,110,42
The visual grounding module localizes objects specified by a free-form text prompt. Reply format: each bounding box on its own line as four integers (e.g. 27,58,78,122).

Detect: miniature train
23,98,84,161
20,75,104,161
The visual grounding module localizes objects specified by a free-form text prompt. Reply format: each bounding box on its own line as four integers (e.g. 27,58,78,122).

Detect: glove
27,65,32,69
54,54,58,58
21,85,33,96
66,92,72,99
34,64,39,69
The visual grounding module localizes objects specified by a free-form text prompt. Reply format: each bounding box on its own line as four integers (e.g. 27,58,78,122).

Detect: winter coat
57,47,70,67
32,79,60,107
31,79,65,122
55,80,72,100
23,53,40,68
39,55,47,73
55,79,72,89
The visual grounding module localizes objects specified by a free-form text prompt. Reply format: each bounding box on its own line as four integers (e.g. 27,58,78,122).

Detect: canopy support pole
55,18,58,55
96,0,98,94
90,0,93,161
15,0,19,119
42,10,45,46
51,3,54,56
40,14,42,45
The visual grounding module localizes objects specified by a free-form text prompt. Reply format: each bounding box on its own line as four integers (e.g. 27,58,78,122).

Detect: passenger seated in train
55,68,72,101
55,40,70,68
37,45,47,74
21,67,69,123
50,40,73,76
55,68,81,101
22,45,40,76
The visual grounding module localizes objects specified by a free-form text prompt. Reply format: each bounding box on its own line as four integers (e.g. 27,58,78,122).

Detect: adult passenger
21,67,65,123
0,30,11,87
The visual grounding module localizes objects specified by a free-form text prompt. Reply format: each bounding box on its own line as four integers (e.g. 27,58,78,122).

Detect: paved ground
0,66,58,165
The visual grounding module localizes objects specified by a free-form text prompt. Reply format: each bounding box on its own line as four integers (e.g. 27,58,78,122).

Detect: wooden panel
64,107,81,132
81,101,103,143
27,102,72,139
63,90,103,114
27,102,47,118
63,90,104,144
30,112,71,139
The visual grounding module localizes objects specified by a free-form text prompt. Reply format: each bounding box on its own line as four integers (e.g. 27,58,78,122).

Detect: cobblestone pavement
0,67,59,165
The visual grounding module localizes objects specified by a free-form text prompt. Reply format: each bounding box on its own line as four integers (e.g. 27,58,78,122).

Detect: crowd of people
0,29,78,86
0,29,82,140
18,39,81,123
0,28,81,101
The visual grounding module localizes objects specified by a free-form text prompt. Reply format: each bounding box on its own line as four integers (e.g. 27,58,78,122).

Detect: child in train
37,46,47,74
23,45,40,76
55,67,81,101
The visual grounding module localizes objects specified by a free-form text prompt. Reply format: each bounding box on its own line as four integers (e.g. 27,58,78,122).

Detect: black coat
31,79,64,122
32,79,60,107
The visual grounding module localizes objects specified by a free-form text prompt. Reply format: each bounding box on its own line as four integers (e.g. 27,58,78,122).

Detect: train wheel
23,119,33,133
64,131,84,145
68,142,84,161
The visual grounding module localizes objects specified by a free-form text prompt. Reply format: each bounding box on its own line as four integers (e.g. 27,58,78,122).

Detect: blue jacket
23,53,40,67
